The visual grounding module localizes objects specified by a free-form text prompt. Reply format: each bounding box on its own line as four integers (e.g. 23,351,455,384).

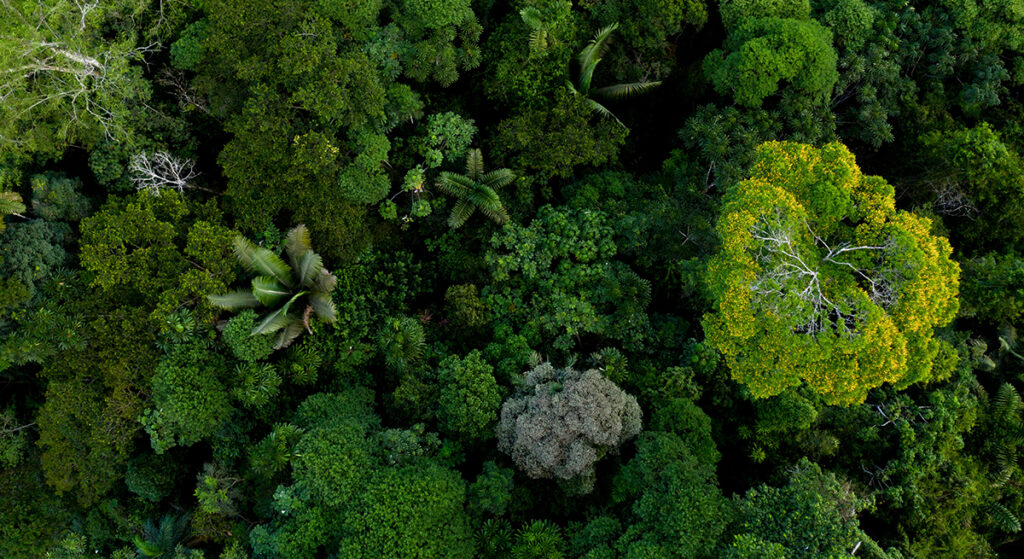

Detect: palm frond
579,23,618,79
591,80,662,100
465,149,484,179
586,98,626,128
295,250,324,288
284,224,311,270
252,292,306,335
464,187,508,225
309,291,337,323
252,276,290,307
478,202,509,225
233,237,294,288
480,168,516,190
274,320,306,350
578,57,600,95
448,200,477,229
436,172,474,198
208,290,260,310
315,269,337,293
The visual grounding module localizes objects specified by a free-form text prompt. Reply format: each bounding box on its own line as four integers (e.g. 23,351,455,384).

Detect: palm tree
435,148,514,229
567,22,661,127
208,224,337,350
134,513,191,558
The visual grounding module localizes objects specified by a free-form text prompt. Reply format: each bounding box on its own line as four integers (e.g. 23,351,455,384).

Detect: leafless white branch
130,151,199,195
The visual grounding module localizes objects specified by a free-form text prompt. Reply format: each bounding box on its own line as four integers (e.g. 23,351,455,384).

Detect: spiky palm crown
435,148,515,229
568,22,662,127
134,513,191,557
209,224,337,350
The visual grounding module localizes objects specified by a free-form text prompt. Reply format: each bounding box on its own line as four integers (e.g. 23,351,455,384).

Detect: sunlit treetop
703,141,960,404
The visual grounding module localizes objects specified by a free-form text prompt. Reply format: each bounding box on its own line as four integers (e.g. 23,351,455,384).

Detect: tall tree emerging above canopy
702,141,960,404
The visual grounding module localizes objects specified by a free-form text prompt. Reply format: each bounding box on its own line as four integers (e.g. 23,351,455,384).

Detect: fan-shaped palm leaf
233,237,294,288
592,80,662,100
252,292,306,335
465,148,484,180
208,290,259,310
284,224,311,270
252,276,289,307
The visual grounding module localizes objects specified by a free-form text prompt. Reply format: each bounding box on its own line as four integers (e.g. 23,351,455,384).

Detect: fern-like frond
992,383,1022,422
987,502,1022,533
284,224,311,270
208,290,260,310
480,168,516,190
233,237,294,288
466,148,484,179
529,29,548,53
436,172,474,198
252,276,290,307
465,186,507,225
295,251,324,288
591,80,662,100
309,291,337,323
478,202,509,225
448,200,477,229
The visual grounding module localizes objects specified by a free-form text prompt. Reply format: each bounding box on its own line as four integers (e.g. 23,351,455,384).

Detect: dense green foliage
2,0,1024,557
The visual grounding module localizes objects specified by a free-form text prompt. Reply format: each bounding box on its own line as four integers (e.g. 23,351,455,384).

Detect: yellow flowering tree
703,141,960,404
